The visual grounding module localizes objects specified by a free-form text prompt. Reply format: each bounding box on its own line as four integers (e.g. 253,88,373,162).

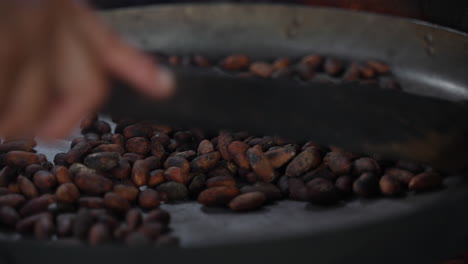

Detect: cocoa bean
88,223,111,245
396,160,424,174
144,209,170,225
286,148,321,177
343,63,360,81
150,139,165,160
138,222,165,240
126,209,142,231
164,167,190,184
306,178,340,205
353,173,380,197
84,152,120,171
324,151,352,175
53,166,71,184
217,132,233,161
78,197,104,209
16,212,52,233
126,137,150,155
220,54,249,70
111,134,126,151
249,62,273,78
0,166,13,187
300,54,322,69
65,142,91,164
74,170,112,195
34,215,55,239
206,176,236,188
103,192,130,213
57,213,75,237
379,175,404,196
0,206,19,227
324,58,343,76
113,184,139,202
188,173,206,196
265,144,296,168
123,124,152,139
272,58,290,70
227,141,250,170
240,182,282,201
366,60,390,74
247,146,275,182
0,194,26,208
192,55,210,67
24,164,44,178
190,151,221,172
197,186,239,206
138,189,161,209
303,166,336,182
385,168,414,185
198,140,214,154
408,172,442,191
228,192,266,211
54,153,67,166
152,132,170,147
288,178,308,201
73,209,94,240
0,139,36,153
148,169,165,187
352,157,381,176
33,170,57,191
110,158,131,179
92,144,124,155
17,175,39,199
132,160,149,187
5,151,39,167
335,175,353,195
56,183,80,203
164,156,190,173
277,176,289,196
20,194,55,216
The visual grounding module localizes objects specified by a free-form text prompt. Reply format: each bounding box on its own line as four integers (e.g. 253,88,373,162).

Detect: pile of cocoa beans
155,53,400,90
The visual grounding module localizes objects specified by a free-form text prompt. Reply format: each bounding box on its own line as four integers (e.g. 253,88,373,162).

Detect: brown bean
0,166,13,187
303,165,337,182
164,156,190,173
15,212,51,233
324,152,352,176
73,209,94,239
286,148,321,177
20,194,56,216
228,192,266,211
103,192,130,213
132,160,149,187
188,173,206,196
111,134,125,149
295,63,315,80
123,124,152,139
385,168,414,185
138,222,165,240
249,62,274,78
17,175,39,199
198,140,214,154
56,183,80,204
206,176,236,188
408,172,442,191
156,182,188,201
122,153,144,165
190,151,221,172
0,139,36,153
164,167,190,184
34,214,55,239
247,146,275,183
92,144,124,155
5,151,39,167
78,197,104,209
352,158,381,176
84,152,120,171
144,209,170,225
324,58,343,76
0,206,20,227
33,170,57,191
138,189,161,209
335,175,353,195
220,54,249,70
65,142,92,164
0,194,26,208
152,132,170,147
272,58,290,70
198,186,239,206
366,60,390,74
24,164,44,179
240,182,282,201
380,175,403,196
192,55,210,67
126,137,150,155
148,169,165,187
395,160,424,174
353,173,380,197
88,223,111,245
288,178,308,201
126,209,142,231
54,166,71,184
111,185,137,203
217,132,233,161
53,153,67,166
8,183,20,193
57,213,75,237
150,139,165,161
300,55,322,69
306,178,339,205
265,144,296,168
74,170,112,195
227,141,250,170
343,63,360,81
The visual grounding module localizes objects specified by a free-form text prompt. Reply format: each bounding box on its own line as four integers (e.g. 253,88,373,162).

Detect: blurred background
91,0,468,33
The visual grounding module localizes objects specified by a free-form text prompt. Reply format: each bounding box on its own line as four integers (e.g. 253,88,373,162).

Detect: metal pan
1,4,468,264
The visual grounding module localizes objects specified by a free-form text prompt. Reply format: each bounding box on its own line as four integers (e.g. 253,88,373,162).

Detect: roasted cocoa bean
396,160,424,174
277,176,289,195
288,178,309,201
122,153,144,164
286,148,321,177
16,212,51,233
144,209,170,225
138,189,161,209
65,142,92,164
78,197,104,209
324,151,352,175
5,151,39,167
220,54,249,70
148,169,165,187
190,151,221,172
74,170,112,195
265,144,296,169
379,175,403,196
103,192,130,213
0,187,9,195
306,178,340,205
217,132,233,161
198,140,214,154
88,223,111,245
157,182,188,201
34,214,54,239
110,158,131,179
138,222,165,240
0,194,26,208
92,144,124,155
84,152,120,171
56,183,80,204
303,166,336,182
295,63,315,80
192,55,210,67
240,182,282,201
324,58,343,76
335,175,353,195
57,213,75,237
385,168,414,185
150,140,165,161
188,173,206,196
164,167,190,184
24,164,44,179
408,172,442,191
0,167,13,187
20,194,56,216
272,58,290,70
73,209,94,240
206,176,236,188
123,124,152,139
352,157,381,176
164,156,190,173
300,55,322,69
152,132,170,147
249,62,273,78
247,146,275,182
18,175,39,199
0,139,36,153
0,206,19,227
353,173,380,197
33,170,57,191
131,160,149,187
227,141,250,170
126,209,142,231
228,192,266,211
54,153,67,166
126,137,150,155
113,184,139,202
343,63,360,81
8,183,20,193
198,186,239,206
366,60,389,74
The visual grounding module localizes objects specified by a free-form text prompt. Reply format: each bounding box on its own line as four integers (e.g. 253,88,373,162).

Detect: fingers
38,22,108,139
69,2,174,99
0,58,49,138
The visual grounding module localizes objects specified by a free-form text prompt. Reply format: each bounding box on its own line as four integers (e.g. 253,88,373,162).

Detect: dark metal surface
3,4,468,264
105,69,468,170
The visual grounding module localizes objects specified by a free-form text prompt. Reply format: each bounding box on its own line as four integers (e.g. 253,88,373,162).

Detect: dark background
90,0,468,33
